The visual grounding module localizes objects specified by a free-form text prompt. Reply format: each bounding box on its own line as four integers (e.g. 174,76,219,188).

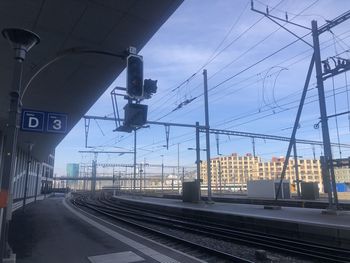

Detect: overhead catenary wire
177,28,350,119
150,0,320,121
147,1,253,113
159,28,350,129
137,72,350,160
87,2,350,166
153,37,304,121
138,83,350,159
331,76,342,158
115,67,350,160
149,0,287,119
137,82,346,150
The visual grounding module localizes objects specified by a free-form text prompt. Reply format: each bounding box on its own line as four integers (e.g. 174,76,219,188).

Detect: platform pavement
115,195,350,228
9,195,203,263
113,194,350,249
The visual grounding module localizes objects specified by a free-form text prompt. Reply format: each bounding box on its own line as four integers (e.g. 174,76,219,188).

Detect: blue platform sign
47,113,67,133
21,110,45,132
21,109,68,134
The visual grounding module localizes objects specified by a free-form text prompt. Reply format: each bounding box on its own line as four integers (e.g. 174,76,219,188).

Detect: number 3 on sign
47,113,67,133
53,119,62,130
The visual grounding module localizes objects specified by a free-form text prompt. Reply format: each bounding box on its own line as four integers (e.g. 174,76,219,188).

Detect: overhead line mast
252,0,350,211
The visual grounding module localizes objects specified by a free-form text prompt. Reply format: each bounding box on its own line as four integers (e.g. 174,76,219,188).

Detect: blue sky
54,0,350,176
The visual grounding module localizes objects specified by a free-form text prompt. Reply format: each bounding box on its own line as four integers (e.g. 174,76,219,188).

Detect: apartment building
200,153,323,191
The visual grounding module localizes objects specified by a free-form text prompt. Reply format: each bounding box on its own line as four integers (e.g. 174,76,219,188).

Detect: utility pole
203,69,212,203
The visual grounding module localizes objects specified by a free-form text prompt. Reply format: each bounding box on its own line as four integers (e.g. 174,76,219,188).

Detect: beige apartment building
200,153,323,191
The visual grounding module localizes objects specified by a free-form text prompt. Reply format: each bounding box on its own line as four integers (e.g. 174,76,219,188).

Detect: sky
54,0,350,176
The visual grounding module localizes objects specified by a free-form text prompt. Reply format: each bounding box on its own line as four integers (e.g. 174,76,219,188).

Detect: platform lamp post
0,28,40,261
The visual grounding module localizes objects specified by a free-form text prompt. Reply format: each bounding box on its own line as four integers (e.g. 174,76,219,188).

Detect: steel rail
93,195,350,263
71,195,252,263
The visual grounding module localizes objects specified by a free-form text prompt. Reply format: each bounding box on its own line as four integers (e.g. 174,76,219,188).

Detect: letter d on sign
28,117,39,128
21,110,45,132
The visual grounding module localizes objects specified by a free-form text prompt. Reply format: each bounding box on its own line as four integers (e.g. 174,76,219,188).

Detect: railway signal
126,54,143,99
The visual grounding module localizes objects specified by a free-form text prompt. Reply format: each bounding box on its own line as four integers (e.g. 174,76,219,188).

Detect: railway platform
113,194,350,249
8,195,203,263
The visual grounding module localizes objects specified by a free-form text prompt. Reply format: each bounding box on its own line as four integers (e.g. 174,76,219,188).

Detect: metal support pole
195,122,201,182
139,163,142,192
293,142,301,198
91,159,96,192
312,145,316,160
42,167,46,198
118,171,121,193
133,129,137,192
23,144,32,210
161,158,164,194
0,59,24,261
177,143,180,191
143,160,146,192
275,55,315,201
34,163,40,202
215,134,222,194
44,172,48,198
182,167,184,184
218,157,222,194
252,137,256,157
112,168,116,196
312,20,338,208
203,69,212,202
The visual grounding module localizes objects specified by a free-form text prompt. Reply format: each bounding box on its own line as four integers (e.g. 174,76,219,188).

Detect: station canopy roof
0,0,183,160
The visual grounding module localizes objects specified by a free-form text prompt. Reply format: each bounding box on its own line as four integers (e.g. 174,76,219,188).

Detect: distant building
66,163,79,189
200,153,323,192
334,168,350,183
67,163,79,178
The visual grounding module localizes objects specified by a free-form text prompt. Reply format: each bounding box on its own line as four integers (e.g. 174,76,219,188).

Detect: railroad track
71,193,350,263
71,193,251,263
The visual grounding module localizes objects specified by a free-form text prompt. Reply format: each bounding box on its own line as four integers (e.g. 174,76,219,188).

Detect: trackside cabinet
248,180,291,199
182,180,201,202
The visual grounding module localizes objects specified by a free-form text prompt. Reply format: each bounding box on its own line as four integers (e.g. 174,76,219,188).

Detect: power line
182,29,350,124
149,0,287,119
153,28,350,125
151,0,319,121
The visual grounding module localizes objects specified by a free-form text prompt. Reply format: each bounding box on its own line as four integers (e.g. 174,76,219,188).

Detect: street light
1,28,40,260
